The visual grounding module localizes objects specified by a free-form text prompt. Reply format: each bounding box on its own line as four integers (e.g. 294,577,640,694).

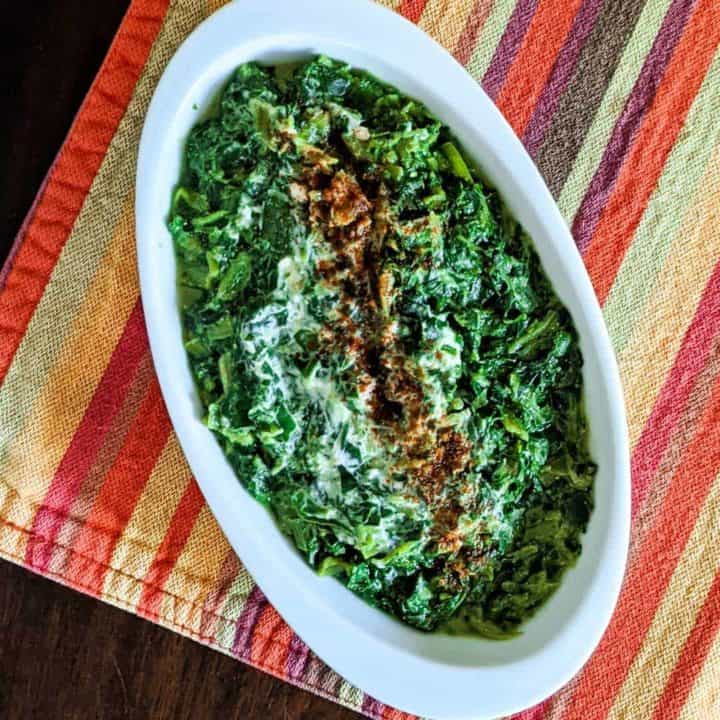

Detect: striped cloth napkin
1,1,718,718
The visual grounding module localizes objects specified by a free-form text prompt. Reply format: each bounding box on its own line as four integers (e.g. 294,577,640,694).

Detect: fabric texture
1,0,719,717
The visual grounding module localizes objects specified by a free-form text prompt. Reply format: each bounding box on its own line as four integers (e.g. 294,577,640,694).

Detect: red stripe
630,262,720,515
382,707,415,720
398,0,428,24
249,604,293,672
651,570,720,720
560,375,720,720
584,0,720,304
25,300,148,572
0,0,169,384
482,0,539,100
495,0,585,136
511,700,549,720
61,376,173,594
137,478,205,620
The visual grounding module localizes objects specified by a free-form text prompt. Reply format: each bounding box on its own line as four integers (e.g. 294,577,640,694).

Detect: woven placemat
1,1,719,718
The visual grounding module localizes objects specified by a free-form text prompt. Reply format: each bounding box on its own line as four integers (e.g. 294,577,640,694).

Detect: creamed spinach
169,57,596,637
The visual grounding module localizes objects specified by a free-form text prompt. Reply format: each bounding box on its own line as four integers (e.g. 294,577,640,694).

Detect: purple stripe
361,695,387,719
285,632,311,681
571,0,696,253
523,0,606,158
231,585,268,659
482,0,540,100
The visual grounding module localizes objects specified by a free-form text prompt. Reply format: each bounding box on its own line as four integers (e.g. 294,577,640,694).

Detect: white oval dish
136,1,630,717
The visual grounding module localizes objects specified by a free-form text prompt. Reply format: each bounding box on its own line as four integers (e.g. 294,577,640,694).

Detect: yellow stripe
617,151,720,449
557,0,674,221
376,0,404,10
102,437,190,606
628,336,720,584
214,568,256,649
418,0,446,32
0,483,33,559
466,0,516,82
50,354,155,574
603,55,720,353
0,200,136,503
338,679,364,709
419,0,476,50
678,631,720,720
545,678,580,720
205,0,229,14
159,503,231,633
195,549,244,642
608,472,720,719
0,0,205,509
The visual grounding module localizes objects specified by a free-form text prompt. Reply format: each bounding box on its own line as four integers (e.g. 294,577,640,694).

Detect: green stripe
604,52,720,352
466,0,519,81
337,679,365,709
557,0,674,223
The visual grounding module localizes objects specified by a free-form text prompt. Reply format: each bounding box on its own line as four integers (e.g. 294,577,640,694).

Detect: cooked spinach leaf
170,57,595,636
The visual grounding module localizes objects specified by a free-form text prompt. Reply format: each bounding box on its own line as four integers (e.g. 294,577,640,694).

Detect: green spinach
169,57,595,636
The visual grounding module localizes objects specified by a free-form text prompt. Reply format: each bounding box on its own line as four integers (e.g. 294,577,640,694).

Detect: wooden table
0,3,361,718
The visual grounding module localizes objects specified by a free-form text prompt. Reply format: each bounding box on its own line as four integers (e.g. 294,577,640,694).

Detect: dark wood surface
0,4,360,719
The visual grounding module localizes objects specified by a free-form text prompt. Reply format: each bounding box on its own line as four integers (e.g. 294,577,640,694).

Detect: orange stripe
62,377,172,594
136,478,204,620
398,0,428,23
0,0,169,382
249,604,294,673
584,0,720,304
495,0,584,136
99,436,190,608
628,260,720,514
651,569,720,720
561,375,720,720
512,701,548,720
383,706,413,720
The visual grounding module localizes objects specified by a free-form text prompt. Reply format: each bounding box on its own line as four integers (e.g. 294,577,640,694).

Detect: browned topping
438,530,464,555
377,271,394,311
292,153,473,544
412,428,472,506
323,170,372,228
